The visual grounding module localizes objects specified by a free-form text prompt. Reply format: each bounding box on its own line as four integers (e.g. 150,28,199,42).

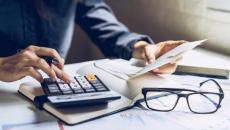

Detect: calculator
41,74,121,107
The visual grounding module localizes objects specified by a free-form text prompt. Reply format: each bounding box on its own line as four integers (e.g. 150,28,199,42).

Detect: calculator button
79,79,89,85
94,86,105,90
59,83,71,91
75,76,85,81
62,90,73,94
56,79,62,83
50,90,60,94
85,88,96,92
69,82,81,90
82,84,94,90
48,84,59,91
83,83,92,88
85,74,97,81
49,88,59,91
48,85,58,90
83,86,95,92
88,80,100,84
74,89,84,94
78,80,92,88
96,87,107,91
92,83,103,87
45,78,56,84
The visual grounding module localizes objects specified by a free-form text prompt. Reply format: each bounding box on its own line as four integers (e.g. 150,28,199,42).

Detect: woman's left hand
132,40,185,74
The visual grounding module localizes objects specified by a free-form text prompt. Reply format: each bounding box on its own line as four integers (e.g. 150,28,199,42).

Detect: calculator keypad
42,74,109,96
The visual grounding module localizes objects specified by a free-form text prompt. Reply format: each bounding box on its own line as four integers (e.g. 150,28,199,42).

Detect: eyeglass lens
188,93,220,113
146,91,178,111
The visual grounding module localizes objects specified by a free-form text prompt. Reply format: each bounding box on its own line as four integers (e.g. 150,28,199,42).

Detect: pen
42,56,59,66
42,56,71,83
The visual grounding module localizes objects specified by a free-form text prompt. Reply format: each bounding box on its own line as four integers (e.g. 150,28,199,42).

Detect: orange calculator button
85,74,97,81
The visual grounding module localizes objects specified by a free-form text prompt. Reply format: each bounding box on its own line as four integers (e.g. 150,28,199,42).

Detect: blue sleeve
75,0,154,60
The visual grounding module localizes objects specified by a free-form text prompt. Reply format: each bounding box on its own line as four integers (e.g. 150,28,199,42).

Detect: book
175,49,230,79
175,65,229,79
18,40,206,125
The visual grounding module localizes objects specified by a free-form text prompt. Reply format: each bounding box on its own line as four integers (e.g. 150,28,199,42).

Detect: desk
1,49,230,130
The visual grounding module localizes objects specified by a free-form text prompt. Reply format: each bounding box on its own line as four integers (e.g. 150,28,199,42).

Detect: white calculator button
75,76,84,81
78,80,89,86
85,83,92,87
59,83,71,91
69,82,81,90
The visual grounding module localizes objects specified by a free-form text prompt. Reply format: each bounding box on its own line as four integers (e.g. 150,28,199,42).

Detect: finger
26,45,64,69
144,45,156,63
22,67,43,82
153,63,177,74
60,58,65,70
52,65,71,83
165,40,186,52
152,63,177,74
25,55,57,80
155,40,186,58
165,40,186,46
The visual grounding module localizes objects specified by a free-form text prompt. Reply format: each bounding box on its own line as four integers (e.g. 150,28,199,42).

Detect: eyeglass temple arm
199,79,224,95
199,93,220,107
199,79,223,107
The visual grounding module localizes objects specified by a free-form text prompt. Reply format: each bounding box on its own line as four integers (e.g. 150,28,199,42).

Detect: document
95,40,207,80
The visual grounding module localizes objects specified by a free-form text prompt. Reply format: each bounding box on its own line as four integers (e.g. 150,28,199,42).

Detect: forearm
75,0,154,60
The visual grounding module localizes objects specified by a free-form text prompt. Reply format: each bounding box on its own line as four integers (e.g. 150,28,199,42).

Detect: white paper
132,39,207,79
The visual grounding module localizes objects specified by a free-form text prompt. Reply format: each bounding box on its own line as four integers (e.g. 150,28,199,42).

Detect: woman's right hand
0,45,71,82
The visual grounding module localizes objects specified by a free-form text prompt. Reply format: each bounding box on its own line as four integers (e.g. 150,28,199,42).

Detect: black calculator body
41,74,121,107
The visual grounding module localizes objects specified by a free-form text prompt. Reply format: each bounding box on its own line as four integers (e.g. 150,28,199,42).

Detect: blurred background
66,0,230,64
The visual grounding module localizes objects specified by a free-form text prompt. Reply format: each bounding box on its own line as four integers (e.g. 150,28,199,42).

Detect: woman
0,0,183,82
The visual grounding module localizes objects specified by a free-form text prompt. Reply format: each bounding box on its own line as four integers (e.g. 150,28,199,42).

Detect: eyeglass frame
142,79,225,114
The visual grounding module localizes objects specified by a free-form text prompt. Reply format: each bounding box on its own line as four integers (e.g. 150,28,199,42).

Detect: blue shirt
0,0,153,59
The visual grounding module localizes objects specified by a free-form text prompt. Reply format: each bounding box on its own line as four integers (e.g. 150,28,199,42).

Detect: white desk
1,49,230,130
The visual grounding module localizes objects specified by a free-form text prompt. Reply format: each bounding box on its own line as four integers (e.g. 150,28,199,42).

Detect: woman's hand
132,40,185,74
0,45,71,82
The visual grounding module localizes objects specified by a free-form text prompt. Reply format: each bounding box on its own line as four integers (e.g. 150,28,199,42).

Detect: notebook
18,40,206,125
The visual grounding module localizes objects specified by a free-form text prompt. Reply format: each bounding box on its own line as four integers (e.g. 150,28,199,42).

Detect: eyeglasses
142,79,224,114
